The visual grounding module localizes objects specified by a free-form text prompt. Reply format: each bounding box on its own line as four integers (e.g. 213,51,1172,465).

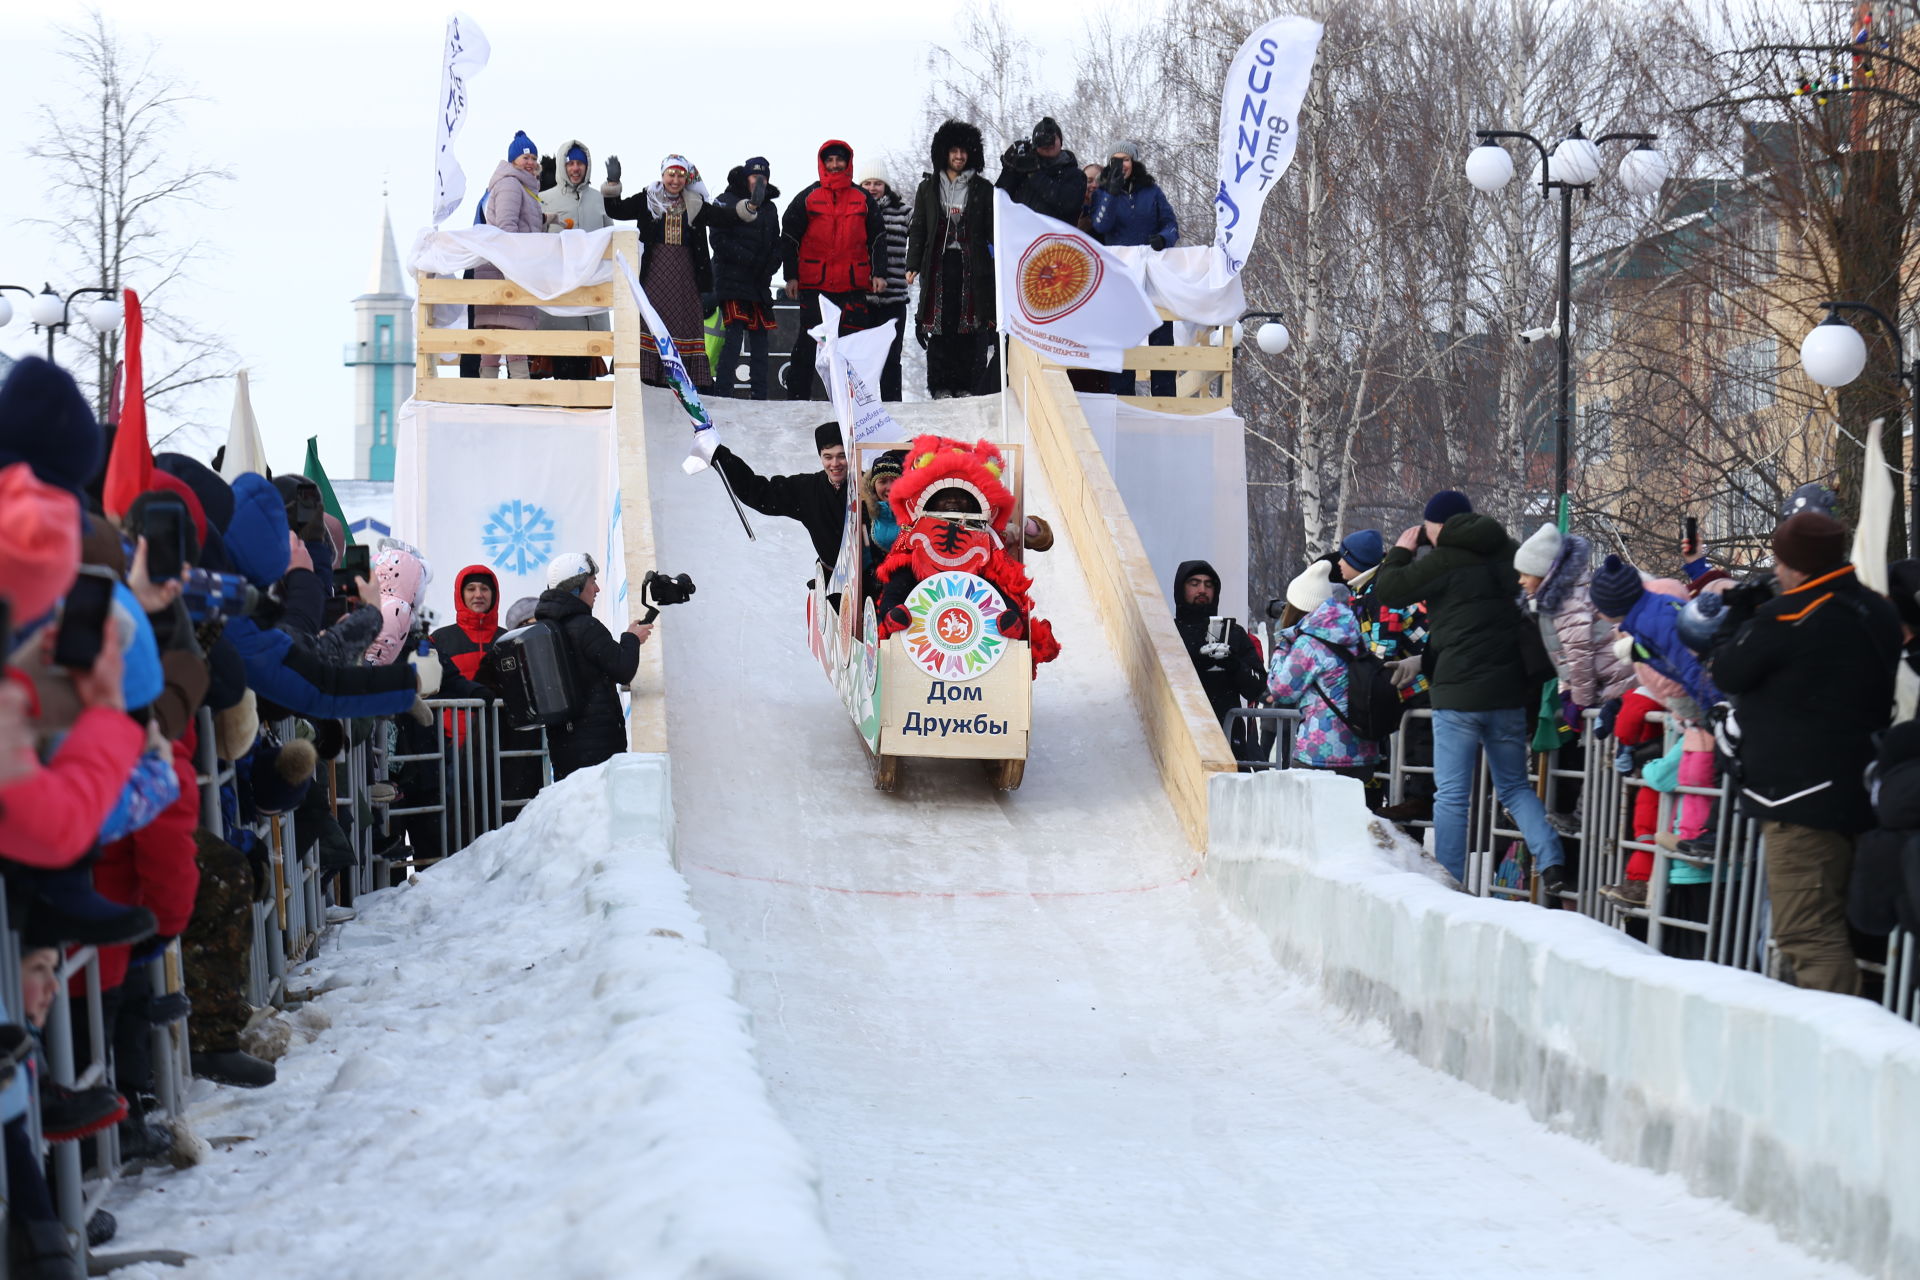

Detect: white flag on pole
1852,417,1893,594
811,305,905,447
220,369,269,480
993,191,1160,372
1212,15,1322,277
431,12,491,227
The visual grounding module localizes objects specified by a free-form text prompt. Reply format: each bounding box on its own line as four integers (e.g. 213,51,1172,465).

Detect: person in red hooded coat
780,139,888,400
429,564,544,819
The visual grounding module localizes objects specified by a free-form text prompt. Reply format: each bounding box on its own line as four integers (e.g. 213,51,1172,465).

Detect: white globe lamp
28,288,65,329
1617,145,1669,198
85,298,124,333
1255,321,1291,356
1465,144,1514,193
1799,315,1868,388
0,297,12,330
1547,135,1603,186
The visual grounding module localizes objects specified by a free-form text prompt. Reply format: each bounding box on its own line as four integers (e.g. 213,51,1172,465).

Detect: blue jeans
1431,707,1563,884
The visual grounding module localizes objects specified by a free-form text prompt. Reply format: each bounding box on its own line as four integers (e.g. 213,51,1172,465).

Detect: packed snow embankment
1207,767,1920,1279
111,754,847,1280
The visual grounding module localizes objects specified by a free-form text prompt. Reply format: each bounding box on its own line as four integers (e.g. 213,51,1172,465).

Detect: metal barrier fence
1224,700,1919,1025
14,697,549,1271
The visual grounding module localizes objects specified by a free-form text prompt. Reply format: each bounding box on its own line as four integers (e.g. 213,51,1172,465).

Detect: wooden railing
413,240,619,409
1111,311,1236,415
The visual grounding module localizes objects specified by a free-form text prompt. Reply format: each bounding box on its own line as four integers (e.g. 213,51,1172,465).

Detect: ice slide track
640,389,1845,1279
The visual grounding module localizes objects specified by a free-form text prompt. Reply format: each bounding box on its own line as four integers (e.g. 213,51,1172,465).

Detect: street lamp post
0,282,123,362
1464,125,1667,512
1239,310,1292,357
1798,301,1919,555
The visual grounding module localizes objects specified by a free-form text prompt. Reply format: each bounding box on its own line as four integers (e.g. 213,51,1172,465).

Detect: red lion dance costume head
874,435,1060,668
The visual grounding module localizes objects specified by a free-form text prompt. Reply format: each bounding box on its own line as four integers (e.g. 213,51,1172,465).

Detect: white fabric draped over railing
408,225,615,322
1106,244,1248,326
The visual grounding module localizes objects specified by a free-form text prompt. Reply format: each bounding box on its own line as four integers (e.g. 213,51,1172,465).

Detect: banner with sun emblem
899,571,1013,681
994,190,1160,372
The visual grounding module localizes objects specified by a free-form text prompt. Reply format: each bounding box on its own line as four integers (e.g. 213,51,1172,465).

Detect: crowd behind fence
0,701,545,1274
1227,675,1920,1028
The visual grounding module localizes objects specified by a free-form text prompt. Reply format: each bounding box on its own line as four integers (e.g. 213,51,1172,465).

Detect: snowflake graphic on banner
481,499,556,576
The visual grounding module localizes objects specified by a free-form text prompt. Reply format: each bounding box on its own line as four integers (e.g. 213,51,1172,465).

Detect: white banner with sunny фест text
1213,15,1322,277
392,397,620,633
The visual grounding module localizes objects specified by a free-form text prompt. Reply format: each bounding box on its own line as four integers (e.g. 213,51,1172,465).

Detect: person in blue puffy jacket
1091,141,1178,396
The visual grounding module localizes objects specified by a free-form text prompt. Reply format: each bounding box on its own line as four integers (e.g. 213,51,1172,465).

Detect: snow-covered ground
93,389,1858,1279
103,754,845,1279
653,391,1856,1279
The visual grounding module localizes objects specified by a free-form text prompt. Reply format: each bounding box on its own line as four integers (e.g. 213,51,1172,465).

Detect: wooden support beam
1010,340,1236,851
414,377,614,408
417,277,614,308
1118,345,1233,372
418,329,614,357
607,228,668,755
1118,394,1229,415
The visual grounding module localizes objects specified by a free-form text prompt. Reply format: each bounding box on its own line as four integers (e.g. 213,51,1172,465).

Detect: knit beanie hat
1589,553,1646,618
1781,481,1836,520
1422,490,1472,524
1285,559,1336,614
743,156,771,177
815,421,844,453
820,143,852,164
0,461,81,622
1514,523,1563,578
1338,529,1384,572
507,131,537,162
566,144,588,165
871,450,905,481
1771,511,1849,574
252,739,317,816
504,596,539,630
1107,140,1141,161
1032,117,1063,146
0,357,104,499
857,162,890,187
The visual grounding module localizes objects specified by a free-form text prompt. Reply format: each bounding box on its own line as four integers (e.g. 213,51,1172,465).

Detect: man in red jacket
780,139,887,400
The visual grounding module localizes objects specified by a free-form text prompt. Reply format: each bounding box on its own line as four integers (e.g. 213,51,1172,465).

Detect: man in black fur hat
908,121,997,399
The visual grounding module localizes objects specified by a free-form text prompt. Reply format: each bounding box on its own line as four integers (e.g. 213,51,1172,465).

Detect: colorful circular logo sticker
1017,234,1103,325
901,571,1010,680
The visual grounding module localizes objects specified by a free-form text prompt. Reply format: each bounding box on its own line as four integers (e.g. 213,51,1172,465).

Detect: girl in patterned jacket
1267,572,1385,788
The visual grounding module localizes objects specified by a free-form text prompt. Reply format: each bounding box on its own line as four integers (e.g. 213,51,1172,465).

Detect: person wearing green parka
1372,490,1566,894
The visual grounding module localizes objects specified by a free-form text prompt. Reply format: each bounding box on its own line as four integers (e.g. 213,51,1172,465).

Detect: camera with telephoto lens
180,567,261,624
638,570,696,623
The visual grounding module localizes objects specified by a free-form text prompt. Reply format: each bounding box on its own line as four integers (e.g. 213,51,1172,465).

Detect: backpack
1313,636,1406,741
491,620,582,730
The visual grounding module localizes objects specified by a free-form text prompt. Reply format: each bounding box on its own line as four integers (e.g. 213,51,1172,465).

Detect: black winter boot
13,1220,81,1280
191,1049,275,1088
39,1084,128,1142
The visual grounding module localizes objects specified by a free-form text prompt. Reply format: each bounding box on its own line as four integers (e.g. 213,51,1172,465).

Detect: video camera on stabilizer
638,570,696,624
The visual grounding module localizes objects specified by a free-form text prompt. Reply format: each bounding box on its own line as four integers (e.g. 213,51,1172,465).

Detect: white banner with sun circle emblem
994,191,1161,373
392,398,621,631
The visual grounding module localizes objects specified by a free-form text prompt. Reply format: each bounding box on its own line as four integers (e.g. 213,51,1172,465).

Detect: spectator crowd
458,116,1179,403
0,349,661,1274
1182,483,1920,1005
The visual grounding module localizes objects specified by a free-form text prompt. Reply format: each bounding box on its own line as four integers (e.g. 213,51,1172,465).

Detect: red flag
101,288,151,518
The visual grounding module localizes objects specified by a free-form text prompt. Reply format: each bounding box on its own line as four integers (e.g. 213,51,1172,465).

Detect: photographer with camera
1172,560,1267,764
533,552,654,780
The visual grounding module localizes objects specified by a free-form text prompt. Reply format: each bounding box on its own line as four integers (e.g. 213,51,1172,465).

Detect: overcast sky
0,0,1101,480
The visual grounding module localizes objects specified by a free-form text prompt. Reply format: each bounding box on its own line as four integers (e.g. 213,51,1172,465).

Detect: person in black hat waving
711,422,851,585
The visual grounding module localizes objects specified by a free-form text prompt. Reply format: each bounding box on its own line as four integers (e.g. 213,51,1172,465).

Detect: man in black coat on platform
711,422,851,579
534,552,652,780
1172,559,1268,763
995,117,1085,227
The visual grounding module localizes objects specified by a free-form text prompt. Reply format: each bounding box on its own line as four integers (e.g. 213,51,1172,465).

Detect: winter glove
407,698,435,728
1387,654,1423,689
885,605,911,632
1595,696,1622,740
1615,742,1636,775
1148,234,1167,251
1561,692,1585,732
1101,156,1129,194
538,154,556,190
749,174,767,207
605,154,621,184
136,991,192,1025
1001,140,1037,174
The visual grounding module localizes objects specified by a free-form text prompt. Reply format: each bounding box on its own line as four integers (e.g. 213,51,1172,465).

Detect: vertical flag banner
1213,15,1322,276
304,436,353,547
221,369,269,480
431,12,491,227
994,191,1160,372
812,296,866,603
101,288,151,519
810,306,904,447
1852,417,1893,594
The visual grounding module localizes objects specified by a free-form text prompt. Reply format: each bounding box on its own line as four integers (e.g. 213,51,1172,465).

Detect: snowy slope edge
1206,768,1920,1280
113,754,848,1280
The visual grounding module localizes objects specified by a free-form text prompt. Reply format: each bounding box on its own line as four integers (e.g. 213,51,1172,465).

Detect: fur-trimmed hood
930,120,985,176
1535,532,1594,615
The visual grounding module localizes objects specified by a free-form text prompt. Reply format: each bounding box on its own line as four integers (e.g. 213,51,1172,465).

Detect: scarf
645,183,704,224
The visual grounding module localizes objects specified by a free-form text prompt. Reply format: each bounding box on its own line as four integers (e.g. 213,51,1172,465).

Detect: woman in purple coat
473,131,549,379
